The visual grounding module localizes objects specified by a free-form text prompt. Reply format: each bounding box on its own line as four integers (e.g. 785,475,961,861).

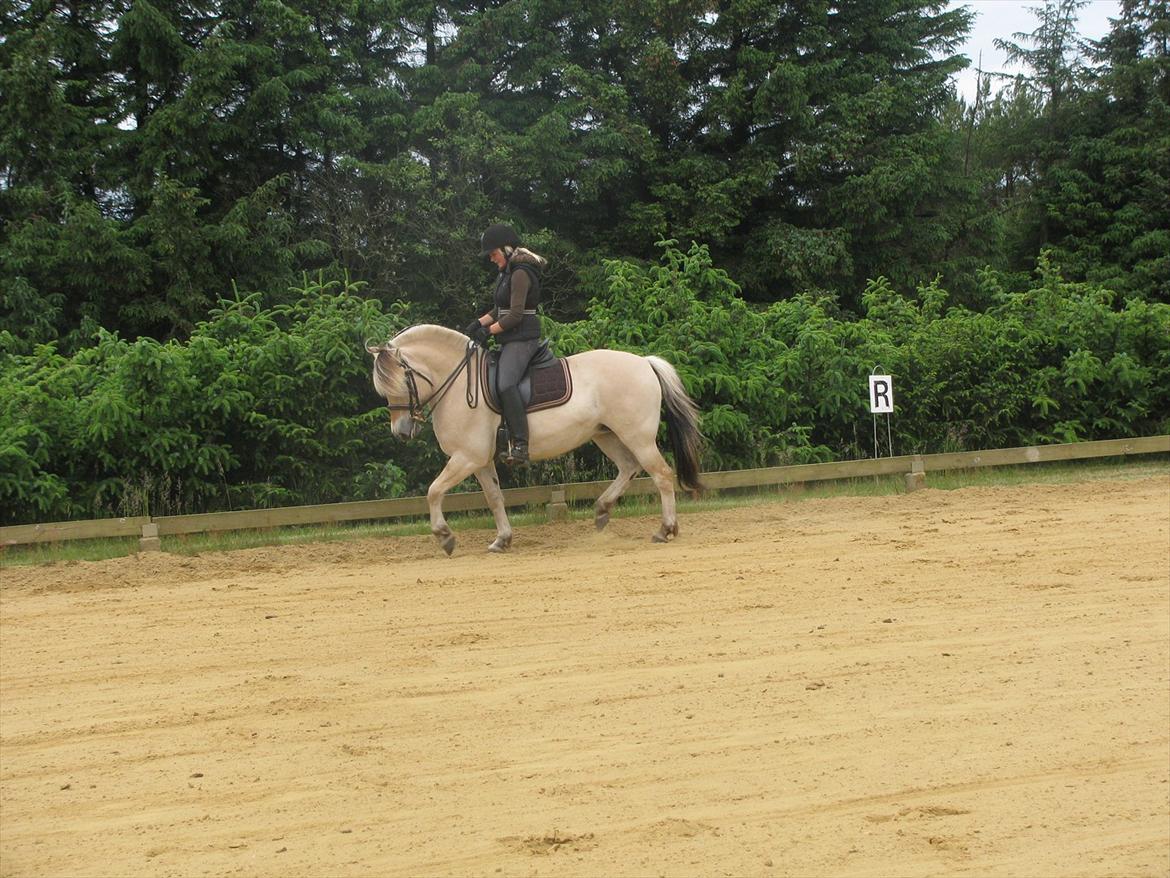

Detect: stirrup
504,440,529,466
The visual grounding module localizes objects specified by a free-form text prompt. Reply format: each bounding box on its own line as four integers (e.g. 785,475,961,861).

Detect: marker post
869,367,894,459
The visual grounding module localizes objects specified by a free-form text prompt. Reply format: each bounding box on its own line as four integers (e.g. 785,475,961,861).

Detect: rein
385,340,480,425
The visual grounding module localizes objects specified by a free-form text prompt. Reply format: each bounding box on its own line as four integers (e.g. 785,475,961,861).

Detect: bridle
383,340,481,427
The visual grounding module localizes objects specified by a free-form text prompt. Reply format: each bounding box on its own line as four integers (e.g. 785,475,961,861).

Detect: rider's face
488,248,507,270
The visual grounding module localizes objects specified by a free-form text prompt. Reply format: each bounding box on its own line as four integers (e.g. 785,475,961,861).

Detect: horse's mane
368,324,466,400
368,345,404,399
390,324,464,349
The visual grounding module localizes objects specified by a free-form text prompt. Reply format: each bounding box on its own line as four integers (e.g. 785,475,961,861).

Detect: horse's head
366,341,423,440
368,325,475,441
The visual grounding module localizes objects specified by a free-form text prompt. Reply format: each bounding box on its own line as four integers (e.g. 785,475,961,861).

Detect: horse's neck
398,325,466,377
398,326,483,434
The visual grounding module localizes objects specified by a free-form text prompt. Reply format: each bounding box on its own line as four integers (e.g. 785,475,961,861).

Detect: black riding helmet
480,223,521,257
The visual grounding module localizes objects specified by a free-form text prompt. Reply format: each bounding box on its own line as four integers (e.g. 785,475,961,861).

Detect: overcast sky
948,0,1122,102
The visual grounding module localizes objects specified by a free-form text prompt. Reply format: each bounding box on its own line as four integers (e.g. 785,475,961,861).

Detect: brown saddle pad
481,354,573,414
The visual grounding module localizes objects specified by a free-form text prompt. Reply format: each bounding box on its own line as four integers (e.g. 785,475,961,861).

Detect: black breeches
497,339,540,391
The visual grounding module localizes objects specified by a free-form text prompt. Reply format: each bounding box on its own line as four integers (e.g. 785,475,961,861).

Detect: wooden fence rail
3,435,1166,551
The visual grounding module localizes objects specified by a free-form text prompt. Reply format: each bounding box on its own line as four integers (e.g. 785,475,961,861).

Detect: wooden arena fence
3,435,1167,552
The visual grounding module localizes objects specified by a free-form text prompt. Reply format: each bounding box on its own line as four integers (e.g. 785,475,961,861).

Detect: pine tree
1049,0,1169,300
0,0,141,346
983,0,1169,300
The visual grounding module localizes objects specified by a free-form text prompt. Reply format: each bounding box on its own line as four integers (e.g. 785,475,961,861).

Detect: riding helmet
479,223,522,256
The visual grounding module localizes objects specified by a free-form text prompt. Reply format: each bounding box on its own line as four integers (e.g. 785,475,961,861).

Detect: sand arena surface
1,477,1168,877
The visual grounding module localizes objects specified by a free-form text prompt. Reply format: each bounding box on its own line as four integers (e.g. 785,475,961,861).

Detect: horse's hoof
440,534,456,556
651,524,677,543
595,512,609,531
487,537,510,553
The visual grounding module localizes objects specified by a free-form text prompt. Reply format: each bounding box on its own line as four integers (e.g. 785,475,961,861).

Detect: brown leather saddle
480,341,573,413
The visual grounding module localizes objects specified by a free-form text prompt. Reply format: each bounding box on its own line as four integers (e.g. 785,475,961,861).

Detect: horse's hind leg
592,432,642,531
616,433,679,542
474,464,513,552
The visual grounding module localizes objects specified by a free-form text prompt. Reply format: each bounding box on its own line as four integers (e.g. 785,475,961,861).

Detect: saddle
480,341,573,414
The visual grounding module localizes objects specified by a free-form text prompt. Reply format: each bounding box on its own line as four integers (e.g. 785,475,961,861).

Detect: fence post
905,455,926,492
547,486,569,522
139,522,162,553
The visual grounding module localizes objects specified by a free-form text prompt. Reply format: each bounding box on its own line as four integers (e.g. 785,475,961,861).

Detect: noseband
383,342,480,427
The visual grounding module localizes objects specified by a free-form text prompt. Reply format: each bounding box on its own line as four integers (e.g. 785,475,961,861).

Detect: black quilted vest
493,261,542,342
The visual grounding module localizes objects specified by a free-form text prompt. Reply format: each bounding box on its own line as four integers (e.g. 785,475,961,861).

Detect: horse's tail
645,356,704,492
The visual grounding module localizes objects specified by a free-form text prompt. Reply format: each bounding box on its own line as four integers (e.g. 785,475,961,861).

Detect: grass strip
3,455,1165,567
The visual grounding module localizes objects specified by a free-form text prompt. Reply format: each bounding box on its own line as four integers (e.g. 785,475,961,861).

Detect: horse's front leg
475,464,513,552
427,455,480,556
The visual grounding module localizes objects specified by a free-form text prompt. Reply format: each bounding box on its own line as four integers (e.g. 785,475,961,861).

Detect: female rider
463,223,548,465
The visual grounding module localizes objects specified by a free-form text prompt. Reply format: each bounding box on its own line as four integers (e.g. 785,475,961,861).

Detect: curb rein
385,342,481,428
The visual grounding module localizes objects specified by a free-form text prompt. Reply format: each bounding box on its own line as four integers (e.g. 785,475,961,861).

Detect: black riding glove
462,319,483,338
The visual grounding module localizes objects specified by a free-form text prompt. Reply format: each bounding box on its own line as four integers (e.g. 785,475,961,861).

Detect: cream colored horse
367,325,703,555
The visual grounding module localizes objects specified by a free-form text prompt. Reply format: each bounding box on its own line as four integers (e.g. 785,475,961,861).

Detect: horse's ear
365,340,386,355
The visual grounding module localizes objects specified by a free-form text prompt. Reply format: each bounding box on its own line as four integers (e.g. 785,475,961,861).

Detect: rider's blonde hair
503,246,548,270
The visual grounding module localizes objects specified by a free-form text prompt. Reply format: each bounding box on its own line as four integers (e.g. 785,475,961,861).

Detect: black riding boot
499,386,529,465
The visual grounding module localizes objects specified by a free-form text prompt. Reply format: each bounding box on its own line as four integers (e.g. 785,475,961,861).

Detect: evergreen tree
407,0,976,308
1,0,133,345
980,0,1169,300
1046,0,1169,300
1,0,379,343
4,0,1163,349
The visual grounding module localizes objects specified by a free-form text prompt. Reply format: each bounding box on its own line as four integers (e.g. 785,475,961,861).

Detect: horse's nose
391,415,419,440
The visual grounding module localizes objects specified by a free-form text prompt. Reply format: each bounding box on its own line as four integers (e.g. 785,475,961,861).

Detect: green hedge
3,246,1167,525
550,243,1170,466
1,275,423,524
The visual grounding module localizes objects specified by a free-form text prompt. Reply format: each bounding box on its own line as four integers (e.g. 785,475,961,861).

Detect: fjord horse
368,325,703,555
